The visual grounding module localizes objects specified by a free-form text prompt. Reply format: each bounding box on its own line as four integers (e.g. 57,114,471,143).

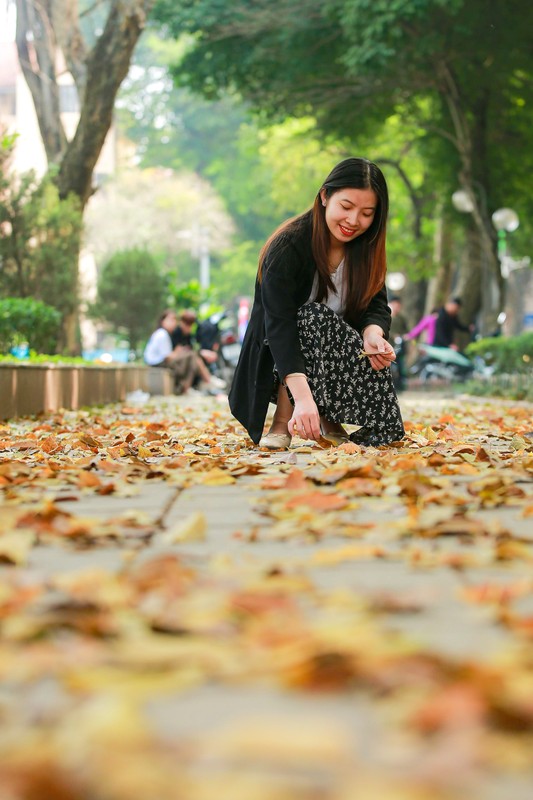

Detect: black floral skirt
279,303,405,446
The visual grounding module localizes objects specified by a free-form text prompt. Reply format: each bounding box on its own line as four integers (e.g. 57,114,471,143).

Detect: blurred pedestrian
229,157,405,449
433,297,473,350
405,308,438,345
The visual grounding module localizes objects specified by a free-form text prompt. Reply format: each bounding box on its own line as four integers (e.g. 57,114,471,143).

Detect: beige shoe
259,431,292,450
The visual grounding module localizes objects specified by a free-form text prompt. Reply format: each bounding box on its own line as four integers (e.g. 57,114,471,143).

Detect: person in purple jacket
405,309,439,346
228,158,405,449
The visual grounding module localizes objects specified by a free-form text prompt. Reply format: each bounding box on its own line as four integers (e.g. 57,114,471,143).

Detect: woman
228,158,405,448
144,309,221,394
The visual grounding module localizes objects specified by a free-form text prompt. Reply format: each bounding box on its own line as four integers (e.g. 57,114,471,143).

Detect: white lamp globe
491,208,519,233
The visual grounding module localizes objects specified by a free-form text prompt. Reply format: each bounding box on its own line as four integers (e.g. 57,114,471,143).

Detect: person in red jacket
228,157,405,449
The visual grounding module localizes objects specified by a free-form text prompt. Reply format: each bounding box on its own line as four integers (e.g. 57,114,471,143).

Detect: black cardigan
228,213,391,444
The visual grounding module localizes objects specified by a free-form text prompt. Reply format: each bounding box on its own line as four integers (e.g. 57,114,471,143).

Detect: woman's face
321,187,378,247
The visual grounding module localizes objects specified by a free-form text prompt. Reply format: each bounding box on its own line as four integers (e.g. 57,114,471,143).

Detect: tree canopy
153,0,533,319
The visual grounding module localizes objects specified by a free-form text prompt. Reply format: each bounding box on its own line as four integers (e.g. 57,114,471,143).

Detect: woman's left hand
363,326,396,371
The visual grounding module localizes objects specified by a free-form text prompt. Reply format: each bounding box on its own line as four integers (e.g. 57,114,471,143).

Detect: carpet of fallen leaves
1,392,533,800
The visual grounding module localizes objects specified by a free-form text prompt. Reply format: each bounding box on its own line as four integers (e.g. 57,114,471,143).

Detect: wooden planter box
0,363,163,420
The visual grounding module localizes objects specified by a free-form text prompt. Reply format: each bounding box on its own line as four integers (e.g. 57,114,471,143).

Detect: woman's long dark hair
258,158,388,323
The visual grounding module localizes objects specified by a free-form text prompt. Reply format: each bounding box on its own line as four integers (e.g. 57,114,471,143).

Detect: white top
305,259,346,314
144,327,172,366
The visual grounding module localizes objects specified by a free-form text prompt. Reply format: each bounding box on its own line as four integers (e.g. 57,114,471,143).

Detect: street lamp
386,272,406,292
176,227,210,290
452,186,523,334
451,189,475,214
491,207,519,279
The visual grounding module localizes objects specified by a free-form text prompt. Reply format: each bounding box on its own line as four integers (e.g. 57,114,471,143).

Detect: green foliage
151,0,533,268
213,241,259,303
0,351,90,365
0,163,82,319
90,249,168,351
463,373,533,401
167,279,204,310
466,332,533,374
166,278,223,319
0,298,62,355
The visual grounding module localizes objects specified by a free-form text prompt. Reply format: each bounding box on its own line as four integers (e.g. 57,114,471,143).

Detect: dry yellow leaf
163,511,207,543
200,468,236,486
0,530,34,564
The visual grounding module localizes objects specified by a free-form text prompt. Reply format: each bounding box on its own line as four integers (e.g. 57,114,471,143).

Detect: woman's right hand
288,397,321,440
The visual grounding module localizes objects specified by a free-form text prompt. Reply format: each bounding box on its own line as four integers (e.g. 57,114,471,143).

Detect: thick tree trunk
437,61,502,320
57,0,152,208
15,0,152,354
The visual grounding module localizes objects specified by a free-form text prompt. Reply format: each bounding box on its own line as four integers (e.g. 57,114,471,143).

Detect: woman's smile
321,187,377,246
338,223,357,237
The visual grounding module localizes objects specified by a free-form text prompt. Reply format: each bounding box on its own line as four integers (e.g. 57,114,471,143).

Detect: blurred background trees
2,0,532,355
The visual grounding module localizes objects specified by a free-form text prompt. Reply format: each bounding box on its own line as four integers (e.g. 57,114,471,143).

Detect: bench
145,367,174,396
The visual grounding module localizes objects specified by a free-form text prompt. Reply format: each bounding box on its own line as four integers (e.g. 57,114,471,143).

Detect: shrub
466,332,533,374
0,297,62,355
0,166,82,322
90,249,167,352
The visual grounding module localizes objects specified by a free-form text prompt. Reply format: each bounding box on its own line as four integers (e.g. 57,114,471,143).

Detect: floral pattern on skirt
291,303,405,446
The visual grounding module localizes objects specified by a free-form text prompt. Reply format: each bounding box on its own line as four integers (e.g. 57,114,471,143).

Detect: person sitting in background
433,297,472,350
171,310,225,389
144,309,223,395
405,308,438,345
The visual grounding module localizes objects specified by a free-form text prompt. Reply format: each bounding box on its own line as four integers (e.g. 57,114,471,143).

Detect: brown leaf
285,491,349,511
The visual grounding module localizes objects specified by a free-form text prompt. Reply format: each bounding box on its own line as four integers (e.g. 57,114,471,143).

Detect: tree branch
15,0,67,162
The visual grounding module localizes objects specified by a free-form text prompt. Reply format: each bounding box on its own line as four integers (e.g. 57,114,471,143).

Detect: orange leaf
285,491,348,510
77,471,102,489
284,469,309,490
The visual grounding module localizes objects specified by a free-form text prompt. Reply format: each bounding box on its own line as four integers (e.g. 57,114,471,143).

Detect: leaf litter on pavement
1,393,533,799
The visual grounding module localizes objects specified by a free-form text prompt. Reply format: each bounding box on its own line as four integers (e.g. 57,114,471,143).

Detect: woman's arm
358,284,391,339
260,242,309,379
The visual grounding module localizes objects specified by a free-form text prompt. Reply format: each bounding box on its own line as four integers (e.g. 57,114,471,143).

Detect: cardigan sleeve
260,240,308,381
357,284,391,339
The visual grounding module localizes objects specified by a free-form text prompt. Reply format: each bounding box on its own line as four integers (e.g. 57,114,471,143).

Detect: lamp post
491,208,519,279
452,188,520,336
176,226,210,291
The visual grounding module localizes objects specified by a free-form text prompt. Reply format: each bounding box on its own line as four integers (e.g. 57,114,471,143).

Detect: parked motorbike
409,344,475,384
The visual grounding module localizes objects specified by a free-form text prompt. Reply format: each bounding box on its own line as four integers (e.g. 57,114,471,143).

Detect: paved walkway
2,390,533,799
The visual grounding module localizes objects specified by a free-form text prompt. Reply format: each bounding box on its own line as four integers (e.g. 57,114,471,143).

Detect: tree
153,0,533,327
0,135,83,350
90,248,167,351
13,0,154,351
84,166,234,270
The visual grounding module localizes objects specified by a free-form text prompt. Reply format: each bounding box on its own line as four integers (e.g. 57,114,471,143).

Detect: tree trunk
437,61,502,319
56,0,152,209
426,210,454,313
15,0,153,354
15,0,67,163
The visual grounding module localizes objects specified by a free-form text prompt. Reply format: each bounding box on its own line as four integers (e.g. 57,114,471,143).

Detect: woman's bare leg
268,384,293,434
